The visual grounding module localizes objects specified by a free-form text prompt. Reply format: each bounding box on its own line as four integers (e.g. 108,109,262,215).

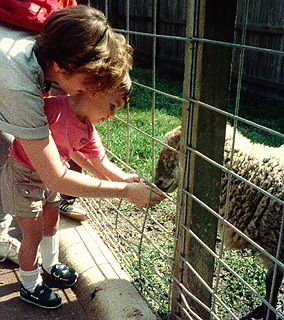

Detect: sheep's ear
174,134,181,150
176,142,180,151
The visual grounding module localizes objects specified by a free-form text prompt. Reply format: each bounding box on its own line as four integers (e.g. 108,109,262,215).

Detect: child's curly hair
34,5,133,91
115,72,133,103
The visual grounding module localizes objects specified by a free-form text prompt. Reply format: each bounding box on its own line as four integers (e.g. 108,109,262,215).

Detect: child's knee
43,227,58,237
43,205,59,236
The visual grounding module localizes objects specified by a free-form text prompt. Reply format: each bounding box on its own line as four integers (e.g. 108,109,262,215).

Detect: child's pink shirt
10,95,105,169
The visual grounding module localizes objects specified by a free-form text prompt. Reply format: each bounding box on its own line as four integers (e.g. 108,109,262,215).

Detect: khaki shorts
1,157,61,217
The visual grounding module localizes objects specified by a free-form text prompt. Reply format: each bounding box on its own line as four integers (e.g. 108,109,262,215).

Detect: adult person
0,5,164,269
0,0,78,264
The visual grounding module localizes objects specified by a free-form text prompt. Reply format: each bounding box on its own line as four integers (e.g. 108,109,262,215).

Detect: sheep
154,124,284,320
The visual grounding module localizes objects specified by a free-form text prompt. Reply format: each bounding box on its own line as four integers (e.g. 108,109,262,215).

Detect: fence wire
81,1,284,319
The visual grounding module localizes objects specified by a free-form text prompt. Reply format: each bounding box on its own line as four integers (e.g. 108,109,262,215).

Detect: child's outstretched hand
124,173,140,183
126,181,166,208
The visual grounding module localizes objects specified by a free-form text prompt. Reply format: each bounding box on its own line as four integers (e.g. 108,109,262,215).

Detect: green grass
96,69,183,179
215,248,267,319
130,68,183,117
94,68,283,319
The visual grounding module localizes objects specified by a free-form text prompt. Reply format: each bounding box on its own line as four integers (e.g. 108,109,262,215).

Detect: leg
42,204,60,237
40,205,60,273
16,216,43,271
0,132,13,222
59,160,88,221
0,131,14,224
264,264,284,320
41,205,78,287
0,132,21,264
240,264,284,320
16,214,62,309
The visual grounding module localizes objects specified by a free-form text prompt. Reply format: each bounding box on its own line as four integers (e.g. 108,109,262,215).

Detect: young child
1,74,165,309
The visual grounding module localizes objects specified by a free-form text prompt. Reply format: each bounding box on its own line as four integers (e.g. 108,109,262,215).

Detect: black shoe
20,283,62,309
59,198,88,221
42,263,78,287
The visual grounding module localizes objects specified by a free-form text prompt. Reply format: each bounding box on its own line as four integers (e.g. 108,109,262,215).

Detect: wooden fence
89,0,284,96
233,0,284,92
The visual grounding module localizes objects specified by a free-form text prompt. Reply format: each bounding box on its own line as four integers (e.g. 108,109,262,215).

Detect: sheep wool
219,125,284,268
154,123,284,320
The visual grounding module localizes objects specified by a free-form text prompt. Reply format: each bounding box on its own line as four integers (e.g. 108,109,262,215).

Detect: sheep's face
154,126,181,193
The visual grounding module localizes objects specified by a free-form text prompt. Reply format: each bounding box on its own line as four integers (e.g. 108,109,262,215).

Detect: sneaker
0,235,20,265
59,198,88,221
42,263,78,287
20,283,62,309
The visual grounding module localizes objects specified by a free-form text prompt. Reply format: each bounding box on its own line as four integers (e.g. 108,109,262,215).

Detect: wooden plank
235,24,284,35
170,0,238,319
98,0,284,92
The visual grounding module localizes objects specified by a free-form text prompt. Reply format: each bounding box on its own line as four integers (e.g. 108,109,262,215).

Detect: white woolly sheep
154,124,284,320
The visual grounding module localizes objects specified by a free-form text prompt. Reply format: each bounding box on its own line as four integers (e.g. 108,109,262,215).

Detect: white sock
40,232,59,274
20,267,42,292
0,214,12,238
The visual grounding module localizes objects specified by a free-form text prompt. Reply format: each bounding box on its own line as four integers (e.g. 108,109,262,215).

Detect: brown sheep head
154,126,181,193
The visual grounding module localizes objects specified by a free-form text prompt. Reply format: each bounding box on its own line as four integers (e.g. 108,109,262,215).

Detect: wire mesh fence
81,0,284,319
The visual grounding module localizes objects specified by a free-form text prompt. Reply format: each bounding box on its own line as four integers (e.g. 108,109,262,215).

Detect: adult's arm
70,151,109,180
18,136,164,207
70,151,135,182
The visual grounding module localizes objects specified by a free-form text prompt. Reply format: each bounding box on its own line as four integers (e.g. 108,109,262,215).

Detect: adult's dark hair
34,5,133,91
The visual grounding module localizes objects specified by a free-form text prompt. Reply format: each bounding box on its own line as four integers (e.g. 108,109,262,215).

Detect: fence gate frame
170,0,238,319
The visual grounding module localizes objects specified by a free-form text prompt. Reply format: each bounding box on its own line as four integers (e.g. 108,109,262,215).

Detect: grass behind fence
94,68,283,318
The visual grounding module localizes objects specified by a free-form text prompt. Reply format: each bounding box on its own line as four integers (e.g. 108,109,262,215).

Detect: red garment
11,95,104,169
0,0,61,31
0,0,77,31
57,0,77,7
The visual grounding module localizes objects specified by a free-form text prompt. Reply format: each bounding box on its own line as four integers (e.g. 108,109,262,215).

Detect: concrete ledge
58,216,157,320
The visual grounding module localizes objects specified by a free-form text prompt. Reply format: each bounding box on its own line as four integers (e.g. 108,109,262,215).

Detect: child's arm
18,136,165,208
70,151,109,180
70,151,139,183
69,150,164,206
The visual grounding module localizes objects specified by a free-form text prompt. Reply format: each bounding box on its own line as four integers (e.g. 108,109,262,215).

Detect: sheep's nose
155,179,164,189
